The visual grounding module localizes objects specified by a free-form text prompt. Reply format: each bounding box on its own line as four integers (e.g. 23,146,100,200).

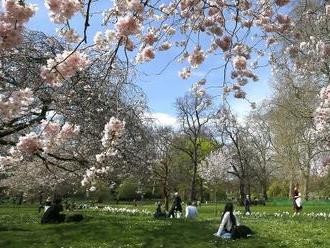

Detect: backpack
231,225,254,239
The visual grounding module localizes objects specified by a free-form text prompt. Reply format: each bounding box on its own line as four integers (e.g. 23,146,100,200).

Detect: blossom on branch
0,0,37,48
40,51,89,87
0,88,34,120
45,0,82,23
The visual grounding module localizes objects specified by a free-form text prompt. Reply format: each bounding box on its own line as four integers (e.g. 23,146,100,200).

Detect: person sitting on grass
185,201,198,219
41,198,65,224
214,202,240,239
38,197,52,213
154,202,166,218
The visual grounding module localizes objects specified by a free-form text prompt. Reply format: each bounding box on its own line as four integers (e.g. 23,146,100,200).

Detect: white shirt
296,194,302,207
216,212,240,235
185,205,198,218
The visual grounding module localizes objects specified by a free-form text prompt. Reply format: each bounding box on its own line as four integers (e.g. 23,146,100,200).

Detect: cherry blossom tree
199,149,229,213
0,30,152,193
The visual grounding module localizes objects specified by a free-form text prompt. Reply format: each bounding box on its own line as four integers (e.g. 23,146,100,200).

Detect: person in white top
214,202,240,239
185,201,198,219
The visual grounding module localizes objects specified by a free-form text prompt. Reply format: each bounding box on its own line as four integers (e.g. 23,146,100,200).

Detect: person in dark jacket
243,195,251,215
41,198,65,224
168,192,182,218
154,202,166,218
38,197,52,213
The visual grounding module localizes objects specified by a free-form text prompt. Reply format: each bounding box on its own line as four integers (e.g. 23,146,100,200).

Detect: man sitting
185,201,198,219
41,198,65,224
154,202,166,218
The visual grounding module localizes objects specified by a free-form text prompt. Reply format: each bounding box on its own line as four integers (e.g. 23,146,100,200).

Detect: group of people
154,192,199,219
154,192,198,219
153,186,303,240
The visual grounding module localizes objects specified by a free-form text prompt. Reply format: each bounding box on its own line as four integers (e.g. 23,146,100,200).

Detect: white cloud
145,112,178,128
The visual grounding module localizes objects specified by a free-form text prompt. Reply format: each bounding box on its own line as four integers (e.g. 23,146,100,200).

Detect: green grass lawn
0,202,330,248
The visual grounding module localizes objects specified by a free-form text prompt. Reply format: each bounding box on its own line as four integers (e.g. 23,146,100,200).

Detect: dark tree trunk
239,181,245,205
39,189,43,205
304,173,310,201
190,160,198,201
199,179,204,203
18,192,24,205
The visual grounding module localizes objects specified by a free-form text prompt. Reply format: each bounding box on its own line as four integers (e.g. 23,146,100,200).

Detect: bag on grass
231,225,253,239
65,214,84,222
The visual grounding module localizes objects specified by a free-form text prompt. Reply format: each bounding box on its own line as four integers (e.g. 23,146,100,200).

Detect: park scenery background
1,200,330,248
1,0,330,247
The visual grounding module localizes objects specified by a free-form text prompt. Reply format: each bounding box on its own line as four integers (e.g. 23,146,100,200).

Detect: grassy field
0,201,330,248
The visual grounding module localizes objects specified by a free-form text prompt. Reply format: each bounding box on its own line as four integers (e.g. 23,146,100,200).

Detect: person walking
244,195,251,215
168,192,182,218
292,185,303,213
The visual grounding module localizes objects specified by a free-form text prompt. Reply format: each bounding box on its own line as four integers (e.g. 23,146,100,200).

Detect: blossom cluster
45,0,82,24
40,51,89,87
199,149,229,183
191,79,212,112
0,0,37,48
83,117,125,191
39,120,81,153
315,85,330,139
0,88,34,120
14,121,80,156
81,166,112,191
95,117,125,162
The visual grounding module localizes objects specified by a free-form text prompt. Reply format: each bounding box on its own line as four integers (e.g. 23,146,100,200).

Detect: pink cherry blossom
116,15,141,37
188,46,205,68
16,132,41,154
40,51,89,87
233,56,247,70
275,0,290,7
45,0,82,23
0,88,34,120
0,0,37,48
178,67,191,79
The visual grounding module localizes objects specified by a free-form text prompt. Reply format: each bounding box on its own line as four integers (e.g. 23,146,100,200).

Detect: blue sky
24,0,273,124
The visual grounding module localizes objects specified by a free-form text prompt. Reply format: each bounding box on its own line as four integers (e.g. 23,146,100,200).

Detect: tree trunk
152,180,156,196
262,183,268,200
18,192,23,205
199,179,204,203
190,160,198,201
303,173,310,201
163,182,169,211
164,162,169,211
288,176,293,199
39,189,43,205
239,180,245,205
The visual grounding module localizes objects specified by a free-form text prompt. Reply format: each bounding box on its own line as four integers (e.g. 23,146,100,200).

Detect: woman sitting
214,202,239,239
